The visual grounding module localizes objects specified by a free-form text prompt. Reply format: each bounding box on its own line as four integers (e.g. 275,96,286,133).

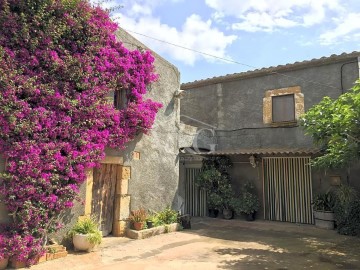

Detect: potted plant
129,208,147,230
146,214,157,229
208,192,222,218
195,156,235,219
313,191,336,229
0,234,9,270
235,182,260,221
238,192,260,221
69,216,102,252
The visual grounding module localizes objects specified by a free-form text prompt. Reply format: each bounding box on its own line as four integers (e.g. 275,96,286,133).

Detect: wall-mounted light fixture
249,155,257,168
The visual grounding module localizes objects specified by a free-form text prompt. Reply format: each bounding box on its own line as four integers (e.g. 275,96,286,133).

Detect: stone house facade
179,52,360,224
0,28,182,240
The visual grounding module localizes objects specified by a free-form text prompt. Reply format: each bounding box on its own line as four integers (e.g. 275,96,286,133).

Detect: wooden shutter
272,94,295,122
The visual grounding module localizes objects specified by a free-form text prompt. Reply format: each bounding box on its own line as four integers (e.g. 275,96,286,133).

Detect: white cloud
205,0,342,32
319,13,360,45
114,14,237,65
94,0,237,65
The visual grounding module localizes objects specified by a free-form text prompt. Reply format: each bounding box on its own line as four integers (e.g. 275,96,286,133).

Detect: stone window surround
263,86,304,126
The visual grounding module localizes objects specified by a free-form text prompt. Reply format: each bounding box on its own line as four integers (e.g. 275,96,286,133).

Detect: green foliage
202,156,232,172
156,207,179,225
234,182,260,215
238,193,260,215
196,156,236,211
313,191,336,211
301,79,360,168
333,185,360,236
69,217,102,245
195,167,222,191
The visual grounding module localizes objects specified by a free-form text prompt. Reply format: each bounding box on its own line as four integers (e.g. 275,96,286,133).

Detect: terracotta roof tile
181,51,360,89
184,147,319,155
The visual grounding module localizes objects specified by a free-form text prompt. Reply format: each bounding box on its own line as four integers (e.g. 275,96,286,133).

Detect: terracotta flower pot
133,222,144,231
0,258,9,270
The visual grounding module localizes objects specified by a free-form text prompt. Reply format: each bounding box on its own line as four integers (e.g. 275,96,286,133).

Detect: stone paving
31,217,360,270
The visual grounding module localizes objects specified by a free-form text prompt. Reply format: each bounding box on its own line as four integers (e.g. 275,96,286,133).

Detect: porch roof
181,147,320,156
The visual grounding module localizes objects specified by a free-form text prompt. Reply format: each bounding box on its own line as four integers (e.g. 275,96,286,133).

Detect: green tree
301,79,360,168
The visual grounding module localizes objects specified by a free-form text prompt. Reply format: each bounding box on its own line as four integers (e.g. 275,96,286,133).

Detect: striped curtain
263,157,314,224
185,168,207,216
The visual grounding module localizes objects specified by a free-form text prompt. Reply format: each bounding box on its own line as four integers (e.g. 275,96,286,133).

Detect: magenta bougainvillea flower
0,0,161,264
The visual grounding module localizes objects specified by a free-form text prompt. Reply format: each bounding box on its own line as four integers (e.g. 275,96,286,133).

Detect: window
272,94,295,123
114,89,127,110
263,86,304,125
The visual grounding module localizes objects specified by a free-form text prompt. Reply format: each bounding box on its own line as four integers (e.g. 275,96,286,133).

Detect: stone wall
181,57,359,151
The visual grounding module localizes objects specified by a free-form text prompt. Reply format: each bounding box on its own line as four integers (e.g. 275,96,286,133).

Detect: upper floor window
272,94,295,123
263,86,304,125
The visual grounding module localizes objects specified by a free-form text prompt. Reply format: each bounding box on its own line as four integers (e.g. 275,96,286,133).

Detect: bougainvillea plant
0,0,161,264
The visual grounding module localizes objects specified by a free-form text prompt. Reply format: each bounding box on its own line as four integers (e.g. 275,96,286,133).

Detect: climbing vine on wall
0,0,161,264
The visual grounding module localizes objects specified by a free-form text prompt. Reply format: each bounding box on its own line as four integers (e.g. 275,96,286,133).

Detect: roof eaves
181,51,360,90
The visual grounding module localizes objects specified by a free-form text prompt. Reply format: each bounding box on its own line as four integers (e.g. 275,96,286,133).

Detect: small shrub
333,185,360,236
157,207,179,225
313,191,336,211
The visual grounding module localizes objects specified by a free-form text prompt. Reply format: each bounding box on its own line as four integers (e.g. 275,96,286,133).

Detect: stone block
113,195,130,221
263,97,272,124
115,178,128,195
120,179,129,195
84,169,93,216
119,166,131,180
126,223,181,240
113,220,129,237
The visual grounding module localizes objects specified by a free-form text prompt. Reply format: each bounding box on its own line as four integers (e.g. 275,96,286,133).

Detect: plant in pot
313,191,336,229
238,192,260,221
195,156,234,219
129,208,147,230
208,192,222,218
217,182,236,219
0,234,10,270
146,214,157,229
69,216,102,252
237,182,260,221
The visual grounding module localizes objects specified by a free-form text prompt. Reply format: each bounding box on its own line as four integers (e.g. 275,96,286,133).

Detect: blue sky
95,0,360,83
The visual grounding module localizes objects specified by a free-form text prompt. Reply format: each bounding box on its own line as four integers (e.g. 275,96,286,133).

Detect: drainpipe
340,59,358,94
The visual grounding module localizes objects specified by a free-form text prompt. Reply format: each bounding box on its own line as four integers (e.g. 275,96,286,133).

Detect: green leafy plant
238,193,260,215
333,185,360,236
69,217,102,245
313,191,336,211
301,79,360,168
234,182,260,215
156,207,179,225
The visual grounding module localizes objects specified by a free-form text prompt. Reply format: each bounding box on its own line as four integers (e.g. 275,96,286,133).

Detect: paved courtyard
32,217,360,270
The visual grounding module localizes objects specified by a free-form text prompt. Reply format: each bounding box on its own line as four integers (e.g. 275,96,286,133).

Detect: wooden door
91,164,118,236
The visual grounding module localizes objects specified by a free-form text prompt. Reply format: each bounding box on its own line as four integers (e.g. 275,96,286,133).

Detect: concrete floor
32,217,360,270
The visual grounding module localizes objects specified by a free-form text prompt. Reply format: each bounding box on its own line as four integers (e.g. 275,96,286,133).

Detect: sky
94,0,360,83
